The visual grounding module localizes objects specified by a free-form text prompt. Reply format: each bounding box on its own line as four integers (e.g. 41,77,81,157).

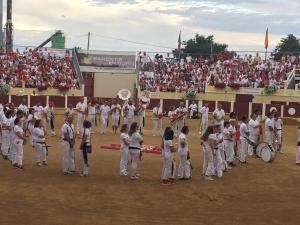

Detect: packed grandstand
138,52,300,93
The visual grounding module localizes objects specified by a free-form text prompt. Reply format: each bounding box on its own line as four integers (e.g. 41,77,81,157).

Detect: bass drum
256,142,276,160
255,142,268,158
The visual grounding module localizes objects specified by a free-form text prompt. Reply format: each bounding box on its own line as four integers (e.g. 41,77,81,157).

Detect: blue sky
6,0,300,52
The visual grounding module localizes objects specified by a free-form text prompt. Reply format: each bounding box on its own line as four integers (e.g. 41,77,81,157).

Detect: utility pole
5,0,13,52
87,32,90,56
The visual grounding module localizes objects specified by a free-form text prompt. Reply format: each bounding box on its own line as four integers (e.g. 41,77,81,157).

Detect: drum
255,142,266,158
261,147,276,163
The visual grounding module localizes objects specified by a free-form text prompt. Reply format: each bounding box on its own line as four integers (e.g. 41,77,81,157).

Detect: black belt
298,142,300,147
129,146,141,150
224,139,233,141
277,129,282,131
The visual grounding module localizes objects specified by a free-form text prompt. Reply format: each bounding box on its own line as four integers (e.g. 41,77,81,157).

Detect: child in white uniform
80,120,92,177
120,124,130,176
201,126,216,181
33,119,48,166
274,114,283,153
239,116,249,164
12,118,26,170
177,126,191,180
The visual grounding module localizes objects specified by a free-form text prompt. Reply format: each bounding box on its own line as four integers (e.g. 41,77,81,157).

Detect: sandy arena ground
0,113,300,225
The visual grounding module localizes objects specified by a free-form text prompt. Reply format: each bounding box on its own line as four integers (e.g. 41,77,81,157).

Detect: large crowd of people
0,48,79,90
138,52,300,92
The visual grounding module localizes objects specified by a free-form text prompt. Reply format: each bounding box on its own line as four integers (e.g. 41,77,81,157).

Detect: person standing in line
61,115,76,175
80,120,92,177
175,102,187,135
152,102,163,137
168,106,177,136
223,120,236,167
199,103,209,134
76,97,86,136
239,116,249,164
161,127,176,186
248,113,260,156
1,110,13,160
27,109,35,146
138,99,150,135
128,122,143,180
177,126,191,180
274,113,283,153
213,104,225,130
44,101,56,136
125,100,135,129
12,118,26,170
65,104,74,117
264,112,274,149
18,98,29,115
100,101,111,134
33,102,44,120
87,100,96,132
201,126,215,181
32,119,48,166
119,124,130,176
214,125,224,178
189,101,198,119
111,99,122,134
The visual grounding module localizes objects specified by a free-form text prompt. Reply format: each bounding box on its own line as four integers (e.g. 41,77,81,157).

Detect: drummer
274,114,283,153
264,112,274,149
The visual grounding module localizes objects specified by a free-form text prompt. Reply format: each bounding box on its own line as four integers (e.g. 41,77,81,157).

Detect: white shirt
213,109,225,125
178,133,188,153
199,106,209,121
14,125,24,142
111,104,121,117
61,122,75,139
18,104,28,114
88,105,96,115
129,132,143,148
126,105,135,118
100,105,111,118
120,132,129,150
33,127,45,143
44,105,54,118
1,116,11,136
65,108,73,116
265,118,274,137
274,119,283,130
249,119,259,136
175,107,187,120
76,102,86,114
33,105,44,120
240,122,249,140
152,106,162,119
163,139,173,153
189,104,198,112
223,127,232,141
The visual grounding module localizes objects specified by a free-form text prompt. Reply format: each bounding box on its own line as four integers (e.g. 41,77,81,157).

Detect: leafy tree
173,34,229,58
274,34,300,60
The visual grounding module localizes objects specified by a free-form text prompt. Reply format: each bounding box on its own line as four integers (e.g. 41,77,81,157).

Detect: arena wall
93,72,136,98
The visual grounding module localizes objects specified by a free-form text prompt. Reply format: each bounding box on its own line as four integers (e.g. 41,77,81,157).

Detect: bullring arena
0,47,300,225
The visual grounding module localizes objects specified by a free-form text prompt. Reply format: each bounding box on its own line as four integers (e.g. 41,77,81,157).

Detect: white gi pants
224,140,235,163
112,115,119,127
161,151,176,180
214,149,224,178
34,143,47,163
177,119,184,134
1,132,10,157
129,149,140,177
201,119,208,134
80,150,89,175
126,117,134,130
239,139,248,163
13,141,23,166
264,133,274,148
152,119,163,136
88,115,96,130
296,146,300,164
203,150,215,176
276,130,282,145
170,121,177,136
178,150,191,178
62,141,75,173
248,134,259,156
101,116,108,134
77,113,84,135
120,147,129,175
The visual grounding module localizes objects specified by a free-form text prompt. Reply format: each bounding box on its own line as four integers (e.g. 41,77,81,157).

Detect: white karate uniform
129,132,143,177
175,107,187,134
33,105,44,120
264,118,274,147
100,105,110,134
87,105,96,129
189,103,198,118
213,109,225,130
1,116,11,157
61,122,75,173
202,134,215,176
199,106,209,134
125,105,135,128
111,104,121,127
76,102,86,135
177,133,191,179
274,119,283,145
223,126,235,163
139,102,149,134
44,105,55,134
81,128,91,176
33,127,47,163
239,122,249,163
161,139,176,180
214,133,224,177
168,110,177,135
120,132,129,176
248,119,260,155
12,125,24,166
152,106,163,136
27,114,35,146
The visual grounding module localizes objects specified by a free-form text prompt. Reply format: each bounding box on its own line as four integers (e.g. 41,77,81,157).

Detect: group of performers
0,96,298,183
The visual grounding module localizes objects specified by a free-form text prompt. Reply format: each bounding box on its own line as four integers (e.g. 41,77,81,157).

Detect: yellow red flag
264,28,269,49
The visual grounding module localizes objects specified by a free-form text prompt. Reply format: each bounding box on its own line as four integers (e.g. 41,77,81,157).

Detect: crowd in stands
0,48,79,90
138,52,300,93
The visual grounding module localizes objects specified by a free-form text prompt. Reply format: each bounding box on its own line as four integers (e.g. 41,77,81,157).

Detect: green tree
274,34,300,60
174,34,229,58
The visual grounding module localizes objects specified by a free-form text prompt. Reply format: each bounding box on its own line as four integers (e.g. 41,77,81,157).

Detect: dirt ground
1,113,300,225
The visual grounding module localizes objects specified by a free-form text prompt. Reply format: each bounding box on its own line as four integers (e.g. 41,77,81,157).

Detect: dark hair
250,113,255,118
267,112,272,118
34,119,41,128
229,112,236,119
17,109,23,117
274,113,279,118
120,124,128,133
241,116,247,122
83,120,92,128
28,108,34,114
224,121,229,127
14,117,20,125
164,129,174,141
181,126,189,135
163,127,172,139
201,126,214,142
5,110,12,118
129,122,138,136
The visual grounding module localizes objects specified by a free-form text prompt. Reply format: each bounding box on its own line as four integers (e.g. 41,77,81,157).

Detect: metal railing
72,48,83,87
284,68,295,89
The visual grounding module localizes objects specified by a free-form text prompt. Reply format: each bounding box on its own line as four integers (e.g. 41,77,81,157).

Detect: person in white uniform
43,101,56,136
239,116,249,164
80,120,92,177
61,115,76,175
264,112,274,148
248,113,260,156
213,104,225,130
100,101,111,134
161,127,176,186
111,99,122,134
274,113,283,153
189,101,198,119
12,117,26,170
87,101,96,132
65,104,74,117
199,103,209,134
1,110,13,160
128,122,143,180
152,102,163,137
27,109,35,146
76,98,86,136
177,126,191,180
175,102,188,135
18,99,28,115
119,124,129,176
223,120,236,167
125,100,136,129
32,119,48,166
138,99,150,135
168,106,177,135
33,102,44,120
201,126,216,181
